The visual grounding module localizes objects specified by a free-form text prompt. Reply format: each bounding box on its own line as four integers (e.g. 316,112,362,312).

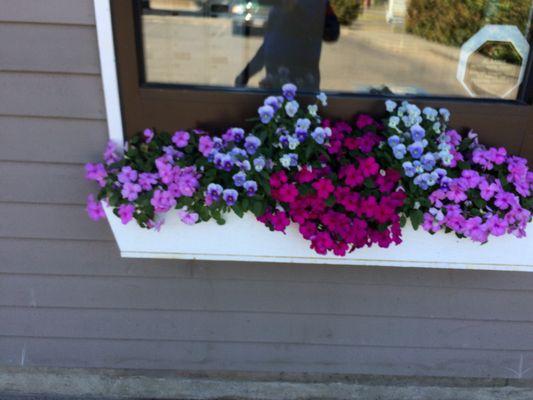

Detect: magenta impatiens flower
312,178,335,199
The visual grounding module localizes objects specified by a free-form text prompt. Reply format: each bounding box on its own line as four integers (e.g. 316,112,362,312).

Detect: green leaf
251,200,266,217
232,203,244,218
410,209,424,230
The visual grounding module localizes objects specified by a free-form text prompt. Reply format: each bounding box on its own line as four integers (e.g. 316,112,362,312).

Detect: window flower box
104,206,533,271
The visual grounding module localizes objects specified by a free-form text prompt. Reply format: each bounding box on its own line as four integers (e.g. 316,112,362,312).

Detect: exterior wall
1,0,533,379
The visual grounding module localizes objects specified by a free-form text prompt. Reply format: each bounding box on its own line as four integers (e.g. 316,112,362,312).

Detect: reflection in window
141,0,533,99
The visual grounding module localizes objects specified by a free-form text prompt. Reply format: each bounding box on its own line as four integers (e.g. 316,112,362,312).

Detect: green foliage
406,0,532,64
330,0,363,25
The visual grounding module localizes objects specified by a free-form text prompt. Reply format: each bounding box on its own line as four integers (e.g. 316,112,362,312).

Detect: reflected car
231,1,270,35
200,0,232,16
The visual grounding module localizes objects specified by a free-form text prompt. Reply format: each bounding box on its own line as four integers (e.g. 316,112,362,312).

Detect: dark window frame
112,0,533,160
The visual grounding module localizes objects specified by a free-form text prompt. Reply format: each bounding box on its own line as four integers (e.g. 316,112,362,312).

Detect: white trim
94,0,124,145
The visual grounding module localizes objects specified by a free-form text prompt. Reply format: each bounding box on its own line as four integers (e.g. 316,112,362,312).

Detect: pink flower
143,128,154,143
311,232,335,255
147,219,164,231
461,170,481,189
86,194,105,221
340,164,364,187
260,210,290,232
355,114,374,129
485,215,508,237
312,178,335,199
103,141,121,165
494,192,517,210
121,182,142,201
85,163,107,187
446,180,468,203
358,157,380,177
487,147,507,165
178,209,199,225
357,132,381,153
275,183,299,203
172,130,190,148
296,167,316,183
464,217,488,243
198,135,214,157
150,189,176,213
270,171,288,189
423,213,442,233
117,166,138,184
118,204,135,224
478,179,498,201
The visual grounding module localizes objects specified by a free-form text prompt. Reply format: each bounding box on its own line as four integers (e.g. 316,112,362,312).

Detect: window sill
103,206,533,271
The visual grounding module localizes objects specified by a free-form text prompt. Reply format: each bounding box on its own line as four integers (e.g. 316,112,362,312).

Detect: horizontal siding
0,116,108,163
0,203,113,241
0,0,95,25
2,307,533,350
3,238,533,292
1,337,531,378
0,162,91,204
1,0,533,381
2,274,533,322
0,23,100,74
0,72,105,119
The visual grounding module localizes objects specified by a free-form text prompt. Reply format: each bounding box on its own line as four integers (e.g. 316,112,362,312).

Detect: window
112,0,533,159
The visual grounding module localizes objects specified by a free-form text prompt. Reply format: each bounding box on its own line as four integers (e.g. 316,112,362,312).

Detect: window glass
141,0,533,99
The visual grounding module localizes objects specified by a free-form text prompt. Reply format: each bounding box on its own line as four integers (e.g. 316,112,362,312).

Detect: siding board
0,203,113,241
0,162,90,204
0,116,108,163
2,238,533,292
0,23,100,74
0,337,530,378
0,0,95,25
3,275,533,322
2,307,533,350
0,72,106,119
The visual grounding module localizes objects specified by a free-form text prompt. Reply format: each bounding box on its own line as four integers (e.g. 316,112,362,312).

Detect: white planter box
104,207,533,271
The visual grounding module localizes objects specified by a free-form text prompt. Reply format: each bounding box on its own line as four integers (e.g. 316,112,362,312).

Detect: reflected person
235,0,330,92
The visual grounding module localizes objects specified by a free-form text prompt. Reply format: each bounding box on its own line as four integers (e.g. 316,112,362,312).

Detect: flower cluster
85,129,205,228
259,116,406,256
382,100,475,229
85,84,532,256
423,143,532,242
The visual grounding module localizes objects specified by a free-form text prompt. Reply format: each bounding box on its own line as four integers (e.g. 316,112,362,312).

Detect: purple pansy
222,188,238,206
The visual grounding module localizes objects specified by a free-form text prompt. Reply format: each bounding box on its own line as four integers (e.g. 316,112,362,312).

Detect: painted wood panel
0,162,91,204
0,203,113,241
0,0,95,25
3,238,533,292
2,307,533,350
0,72,105,119
0,23,100,74
0,116,108,163
1,337,531,379
2,274,533,322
